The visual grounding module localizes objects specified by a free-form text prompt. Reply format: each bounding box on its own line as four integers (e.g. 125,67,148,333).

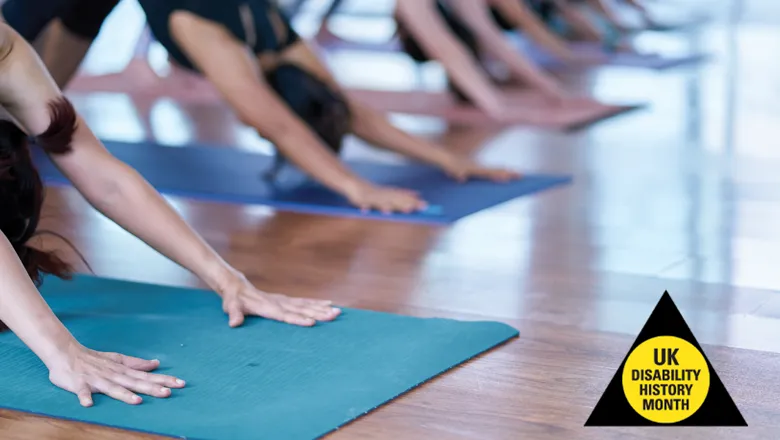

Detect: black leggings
2,0,118,42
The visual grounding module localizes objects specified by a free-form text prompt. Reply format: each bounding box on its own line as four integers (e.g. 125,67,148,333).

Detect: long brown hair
0,97,78,286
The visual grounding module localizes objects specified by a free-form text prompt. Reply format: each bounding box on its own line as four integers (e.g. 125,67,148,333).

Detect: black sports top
138,0,300,71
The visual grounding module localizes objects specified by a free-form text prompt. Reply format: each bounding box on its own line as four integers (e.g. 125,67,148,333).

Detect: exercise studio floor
3,0,780,438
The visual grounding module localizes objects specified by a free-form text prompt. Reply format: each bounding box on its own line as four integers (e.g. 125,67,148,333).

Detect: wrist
201,260,246,298
437,151,461,173
34,324,80,370
339,177,372,202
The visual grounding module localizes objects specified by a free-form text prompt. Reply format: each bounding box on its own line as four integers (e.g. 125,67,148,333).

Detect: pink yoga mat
560,43,708,70
67,66,223,104
508,35,709,71
347,89,641,130
68,63,641,130
316,34,708,71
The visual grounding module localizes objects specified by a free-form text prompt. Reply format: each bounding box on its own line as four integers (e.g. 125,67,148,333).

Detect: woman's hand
47,342,185,407
346,183,429,215
443,157,522,183
218,271,342,328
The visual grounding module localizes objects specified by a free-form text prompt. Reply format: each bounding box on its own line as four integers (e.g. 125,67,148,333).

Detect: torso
137,0,299,72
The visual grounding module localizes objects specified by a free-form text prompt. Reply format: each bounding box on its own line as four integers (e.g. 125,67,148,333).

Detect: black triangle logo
585,291,747,426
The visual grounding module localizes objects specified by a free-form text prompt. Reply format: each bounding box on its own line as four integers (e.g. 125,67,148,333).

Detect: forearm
554,1,604,41
252,111,369,197
395,1,504,114
485,32,561,93
66,127,235,292
449,0,563,96
350,103,453,169
0,233,75,369
584,0,625,29
492,0,575,61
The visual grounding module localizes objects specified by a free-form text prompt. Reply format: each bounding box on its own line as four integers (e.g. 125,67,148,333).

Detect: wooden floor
3,0,780,438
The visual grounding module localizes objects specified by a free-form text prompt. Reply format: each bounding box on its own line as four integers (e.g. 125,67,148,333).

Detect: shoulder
0,24,16,64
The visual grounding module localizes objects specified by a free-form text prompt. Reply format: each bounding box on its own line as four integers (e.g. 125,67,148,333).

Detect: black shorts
1,0,118,42
142,0,301,72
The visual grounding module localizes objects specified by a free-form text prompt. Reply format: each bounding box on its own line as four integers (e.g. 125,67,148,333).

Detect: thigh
0,0,71,41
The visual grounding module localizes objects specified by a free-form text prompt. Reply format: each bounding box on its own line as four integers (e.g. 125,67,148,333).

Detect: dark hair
395,0,478,103
265,63,352,156
490,7,515,31
0,97,78,288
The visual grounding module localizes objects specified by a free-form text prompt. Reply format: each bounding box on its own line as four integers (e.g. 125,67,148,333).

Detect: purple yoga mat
510,35,709,71
316,34,708,71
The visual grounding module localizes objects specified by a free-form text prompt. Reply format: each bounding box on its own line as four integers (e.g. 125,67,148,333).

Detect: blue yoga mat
32,140,571,224
0,275,519,440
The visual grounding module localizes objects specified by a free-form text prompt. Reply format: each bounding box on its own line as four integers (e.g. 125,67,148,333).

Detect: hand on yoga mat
346,184,428,215
444,158,522,183
218,272,342,327
47,343,185,407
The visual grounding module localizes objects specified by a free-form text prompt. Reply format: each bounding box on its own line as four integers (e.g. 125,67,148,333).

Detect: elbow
79,162,132,210
235,108,297,144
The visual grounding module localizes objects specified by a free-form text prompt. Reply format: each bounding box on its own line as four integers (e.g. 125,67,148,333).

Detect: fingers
356,189,428,215
90,376,143,405
100,352,160,372
109,371,173,399
244,296,341,327
124,368,186,389
224,300,246,328
77,387,93,407
251,299,315,326
289,303,342,322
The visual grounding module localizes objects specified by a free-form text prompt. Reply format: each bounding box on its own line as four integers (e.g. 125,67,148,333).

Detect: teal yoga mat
0,275,519,439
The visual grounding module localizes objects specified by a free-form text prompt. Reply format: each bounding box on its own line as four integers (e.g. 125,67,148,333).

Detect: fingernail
133,395,142,403
161,387,170,394
176,379,186,385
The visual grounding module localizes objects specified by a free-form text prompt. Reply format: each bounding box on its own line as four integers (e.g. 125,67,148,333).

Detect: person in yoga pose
484,0,598,64
2,0,521,215
0,22,340,407
393,0,611,114
571,0,657,33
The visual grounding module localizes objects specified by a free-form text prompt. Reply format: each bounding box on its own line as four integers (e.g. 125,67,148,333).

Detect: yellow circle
621,336,710,424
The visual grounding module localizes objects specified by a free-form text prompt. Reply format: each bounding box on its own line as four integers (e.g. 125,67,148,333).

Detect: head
265,63,352,156
0,97,78,288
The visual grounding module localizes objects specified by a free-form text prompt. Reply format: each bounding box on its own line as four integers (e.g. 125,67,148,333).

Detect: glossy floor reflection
4,0,780,439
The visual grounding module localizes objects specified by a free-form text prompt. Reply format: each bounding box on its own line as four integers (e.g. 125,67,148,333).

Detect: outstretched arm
0,24,184,407
0,232,73,375
395,0,507,117
488,0,576,62
0,23,339,327
446,0,566,100
168,11,425,214
551,0,604,42
582,0,631,32
621,0,655,25
0,25,237,294
282,42,519,182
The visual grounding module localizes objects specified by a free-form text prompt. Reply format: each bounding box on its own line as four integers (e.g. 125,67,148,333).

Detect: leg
0,0,66,41
40,0,120,88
